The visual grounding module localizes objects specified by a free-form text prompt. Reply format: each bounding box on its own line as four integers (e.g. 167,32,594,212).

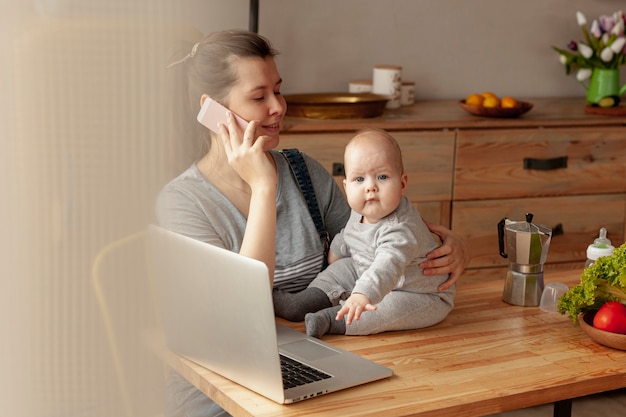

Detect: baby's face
342,136,407,224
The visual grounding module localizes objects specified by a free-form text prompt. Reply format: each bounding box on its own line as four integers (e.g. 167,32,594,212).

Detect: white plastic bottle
585,227,615,268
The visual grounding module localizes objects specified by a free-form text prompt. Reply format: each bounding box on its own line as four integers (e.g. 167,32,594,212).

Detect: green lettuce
558,243,626,323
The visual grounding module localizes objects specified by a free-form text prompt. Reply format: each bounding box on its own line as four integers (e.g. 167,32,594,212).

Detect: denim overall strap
280,148,330,267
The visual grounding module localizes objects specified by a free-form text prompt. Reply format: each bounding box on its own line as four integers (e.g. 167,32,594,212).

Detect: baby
275,128,455,337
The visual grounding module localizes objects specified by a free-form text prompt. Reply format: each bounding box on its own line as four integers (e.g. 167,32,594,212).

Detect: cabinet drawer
451,194,626,269
410,200,451,229
280,131,455,203
454,127,626,201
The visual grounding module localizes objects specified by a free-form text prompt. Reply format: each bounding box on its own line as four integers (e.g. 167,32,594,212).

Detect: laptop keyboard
280,354,332,389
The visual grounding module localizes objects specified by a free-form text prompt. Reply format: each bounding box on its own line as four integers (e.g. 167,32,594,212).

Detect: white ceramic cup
349,80,373,93
372,65,402,109
401,81,415,106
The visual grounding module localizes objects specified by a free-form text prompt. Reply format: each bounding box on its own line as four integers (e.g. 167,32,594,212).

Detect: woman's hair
187,30,278,108
169,30,278,155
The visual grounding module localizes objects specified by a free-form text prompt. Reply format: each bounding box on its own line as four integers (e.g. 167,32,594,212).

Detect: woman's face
225,56,286,150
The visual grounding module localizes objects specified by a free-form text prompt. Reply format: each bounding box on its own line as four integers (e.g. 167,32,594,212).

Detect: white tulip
612,19,624,36
578,43,594,59
576,68,592,81
591,20,602,38
611,37,626,53
600,47,614,62
559,54,567,65
576,11,587,26
602,33,610,44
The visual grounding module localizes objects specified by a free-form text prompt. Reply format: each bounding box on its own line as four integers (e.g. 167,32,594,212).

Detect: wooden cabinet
279,98,626,277
453,127,626,200
453,127,626,273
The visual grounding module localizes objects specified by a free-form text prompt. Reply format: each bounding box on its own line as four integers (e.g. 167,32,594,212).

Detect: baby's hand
336,293,376,325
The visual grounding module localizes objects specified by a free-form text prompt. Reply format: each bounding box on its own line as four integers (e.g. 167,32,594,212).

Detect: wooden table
165,270,626,416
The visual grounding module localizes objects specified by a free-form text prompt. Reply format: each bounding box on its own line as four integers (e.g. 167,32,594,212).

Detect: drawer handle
523,156,568,171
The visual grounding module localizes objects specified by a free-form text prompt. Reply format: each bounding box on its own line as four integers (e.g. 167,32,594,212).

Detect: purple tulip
567,40,578,51
599,15,615,33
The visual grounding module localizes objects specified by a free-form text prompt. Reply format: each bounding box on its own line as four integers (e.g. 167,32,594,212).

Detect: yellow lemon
481,91,498,100
598,97,616,108
465,93,484,106
482,96,500,108
501,96,517,108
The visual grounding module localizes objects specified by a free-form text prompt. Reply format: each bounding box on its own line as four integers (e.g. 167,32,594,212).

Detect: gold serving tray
285,93,389,119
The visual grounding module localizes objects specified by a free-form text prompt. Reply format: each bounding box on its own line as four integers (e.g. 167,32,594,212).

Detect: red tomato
593,302,626,334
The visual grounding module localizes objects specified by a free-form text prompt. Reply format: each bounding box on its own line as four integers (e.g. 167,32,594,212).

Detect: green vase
582,68,626,107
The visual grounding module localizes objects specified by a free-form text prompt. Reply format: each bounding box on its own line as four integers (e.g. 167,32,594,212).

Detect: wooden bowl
458,99,533,118
285,93,389,119
578,311,626,350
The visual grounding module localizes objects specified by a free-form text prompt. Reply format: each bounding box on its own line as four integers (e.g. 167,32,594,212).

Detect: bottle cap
586,227,614,261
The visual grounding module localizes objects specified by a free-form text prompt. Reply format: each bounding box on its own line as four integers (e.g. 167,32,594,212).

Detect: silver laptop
148,225,392,404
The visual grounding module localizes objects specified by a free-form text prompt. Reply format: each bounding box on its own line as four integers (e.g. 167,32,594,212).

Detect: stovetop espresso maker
497,213,552,306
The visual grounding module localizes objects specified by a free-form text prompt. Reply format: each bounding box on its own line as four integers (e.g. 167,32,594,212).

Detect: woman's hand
336,293,376,325
421,220,471,291
219,115,276,191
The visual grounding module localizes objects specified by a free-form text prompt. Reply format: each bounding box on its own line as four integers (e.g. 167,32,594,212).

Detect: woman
158,30,470,417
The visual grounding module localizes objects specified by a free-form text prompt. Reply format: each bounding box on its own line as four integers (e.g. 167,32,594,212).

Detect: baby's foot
304,312,331,338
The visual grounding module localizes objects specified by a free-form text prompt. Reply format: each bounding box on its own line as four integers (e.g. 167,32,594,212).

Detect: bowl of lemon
459,92,533,118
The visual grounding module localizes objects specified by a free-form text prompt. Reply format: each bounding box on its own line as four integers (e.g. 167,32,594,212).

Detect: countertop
281,97,626,133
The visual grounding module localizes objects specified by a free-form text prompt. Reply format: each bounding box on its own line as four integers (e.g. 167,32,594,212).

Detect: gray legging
309,257,455,335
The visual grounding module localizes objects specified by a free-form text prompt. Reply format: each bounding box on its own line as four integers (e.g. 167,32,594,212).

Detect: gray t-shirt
155,149,351,292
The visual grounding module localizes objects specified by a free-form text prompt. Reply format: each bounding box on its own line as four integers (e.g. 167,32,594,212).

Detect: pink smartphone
197,97,249,134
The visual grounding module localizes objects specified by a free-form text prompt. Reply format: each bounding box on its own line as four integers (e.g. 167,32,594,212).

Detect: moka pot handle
498,218,508,258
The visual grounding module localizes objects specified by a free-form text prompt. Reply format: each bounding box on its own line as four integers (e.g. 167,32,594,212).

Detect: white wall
18,0,626,99
257,0,626,99
28,0,625,99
